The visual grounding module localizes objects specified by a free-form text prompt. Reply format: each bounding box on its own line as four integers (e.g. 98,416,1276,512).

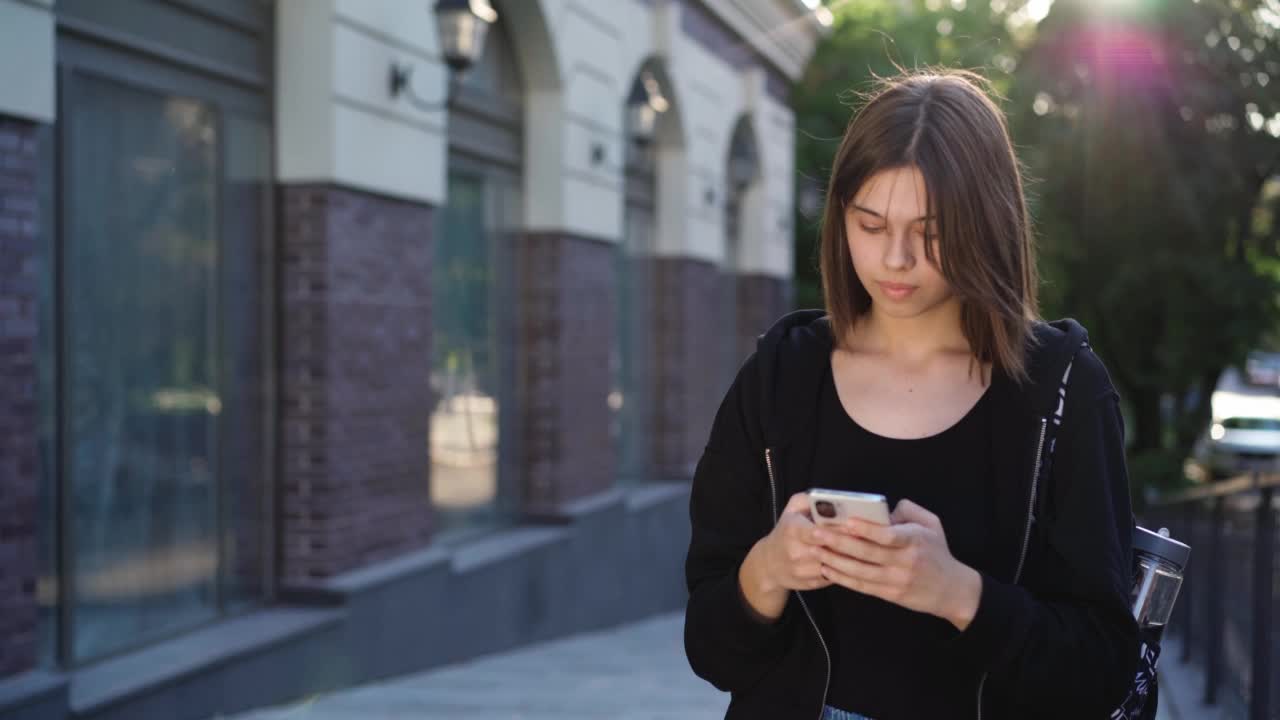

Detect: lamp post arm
389,62,457,112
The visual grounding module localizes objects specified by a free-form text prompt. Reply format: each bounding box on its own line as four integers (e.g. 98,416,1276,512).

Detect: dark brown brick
734,273,793,367
638,263,793,481
645,257,724,480
0,115,39,680
278,184,435,585
516,233,618,513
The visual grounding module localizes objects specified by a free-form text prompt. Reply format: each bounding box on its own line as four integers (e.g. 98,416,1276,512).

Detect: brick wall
648,257,723,480
642,264,792,481
517,233,617,513
279,185,435,585
734,273,793,367
0,117,40,678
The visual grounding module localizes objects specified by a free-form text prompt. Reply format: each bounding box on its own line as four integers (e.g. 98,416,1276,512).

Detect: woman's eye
859,225,885,234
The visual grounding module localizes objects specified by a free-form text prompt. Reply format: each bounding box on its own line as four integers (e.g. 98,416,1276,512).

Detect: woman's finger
847,518,911,548
799,576,831,591
819,531,890,565
785,520,822,548
818,548,890,584
820,563,896,598
784,492,812,516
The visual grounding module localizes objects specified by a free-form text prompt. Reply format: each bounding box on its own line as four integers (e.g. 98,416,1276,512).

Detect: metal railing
1145,471,1279,720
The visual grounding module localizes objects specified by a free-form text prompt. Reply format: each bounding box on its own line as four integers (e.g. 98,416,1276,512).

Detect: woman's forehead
853,166,930,219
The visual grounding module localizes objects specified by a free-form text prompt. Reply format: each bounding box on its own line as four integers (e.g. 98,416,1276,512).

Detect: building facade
0,1,822,718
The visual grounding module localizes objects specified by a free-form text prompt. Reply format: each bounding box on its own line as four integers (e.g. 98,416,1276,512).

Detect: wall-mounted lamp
627,69,670,148
390,0,497,112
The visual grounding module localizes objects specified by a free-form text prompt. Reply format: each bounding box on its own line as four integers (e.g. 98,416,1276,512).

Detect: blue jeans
822,706,874,720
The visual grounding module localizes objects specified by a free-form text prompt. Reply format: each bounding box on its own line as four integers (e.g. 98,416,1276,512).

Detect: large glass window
64,77,220,662
724,117,760,389
723,190,743,387
48,69,273,665
614,151,656,486
430,168,521,535
218,114,273,610
432,15,523,536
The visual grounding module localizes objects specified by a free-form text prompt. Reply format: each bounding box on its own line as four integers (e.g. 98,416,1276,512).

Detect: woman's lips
877,281,918,301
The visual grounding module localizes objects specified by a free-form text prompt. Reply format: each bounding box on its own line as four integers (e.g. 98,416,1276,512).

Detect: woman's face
845,165,955,320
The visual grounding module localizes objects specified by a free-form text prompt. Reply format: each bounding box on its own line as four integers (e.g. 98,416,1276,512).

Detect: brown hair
819,69,1039,381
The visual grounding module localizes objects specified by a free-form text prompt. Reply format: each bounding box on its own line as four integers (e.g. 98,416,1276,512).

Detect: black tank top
814,363,997,719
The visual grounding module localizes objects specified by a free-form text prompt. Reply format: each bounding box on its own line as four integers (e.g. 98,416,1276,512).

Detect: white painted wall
701,0,823,81
650,1,801,279
277,0,448,205
531,0,655,243
0,0,812,277
0,0,54,123
271,0,815,278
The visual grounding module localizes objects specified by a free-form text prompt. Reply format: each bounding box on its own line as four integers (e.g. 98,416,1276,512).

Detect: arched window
430,16,525,536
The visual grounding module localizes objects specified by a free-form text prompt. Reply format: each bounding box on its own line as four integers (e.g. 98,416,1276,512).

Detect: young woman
684,70,1139,719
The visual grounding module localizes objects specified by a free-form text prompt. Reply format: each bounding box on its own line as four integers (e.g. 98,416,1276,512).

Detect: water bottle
1131,526,1190,629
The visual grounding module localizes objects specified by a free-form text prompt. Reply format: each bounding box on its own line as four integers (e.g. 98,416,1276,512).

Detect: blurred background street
0,0,1276,719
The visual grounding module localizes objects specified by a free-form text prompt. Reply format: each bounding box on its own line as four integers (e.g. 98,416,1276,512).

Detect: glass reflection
65,78,220,662
430,173,499,532
615,148,655,486
219,113,272,610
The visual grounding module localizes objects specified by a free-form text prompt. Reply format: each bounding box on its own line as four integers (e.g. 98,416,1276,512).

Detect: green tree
1014,0,1280,489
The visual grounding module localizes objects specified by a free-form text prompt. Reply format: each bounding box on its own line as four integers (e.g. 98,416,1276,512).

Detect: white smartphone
807,488,891,526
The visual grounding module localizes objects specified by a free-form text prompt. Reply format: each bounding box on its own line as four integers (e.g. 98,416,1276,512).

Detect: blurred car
1195,390,1280,478
1245,352,1280,388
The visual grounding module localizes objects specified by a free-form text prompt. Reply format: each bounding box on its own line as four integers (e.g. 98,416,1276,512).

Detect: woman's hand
738,493,833,621
815,499,983,630
756,492,836,592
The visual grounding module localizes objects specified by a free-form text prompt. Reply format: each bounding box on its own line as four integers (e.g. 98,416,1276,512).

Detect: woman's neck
846,299,970,365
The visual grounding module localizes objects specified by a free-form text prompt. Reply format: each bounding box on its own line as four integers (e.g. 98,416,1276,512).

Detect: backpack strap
1034,335,1090,523
1032,332,1161,720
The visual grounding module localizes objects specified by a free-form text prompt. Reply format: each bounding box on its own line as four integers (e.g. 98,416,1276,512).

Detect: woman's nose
883,232,914,271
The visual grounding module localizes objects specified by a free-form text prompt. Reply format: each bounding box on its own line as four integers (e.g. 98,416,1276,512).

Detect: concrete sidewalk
224,612,1189,719
225,612,728,720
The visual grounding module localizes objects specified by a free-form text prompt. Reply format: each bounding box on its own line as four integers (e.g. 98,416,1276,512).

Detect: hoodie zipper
765,447,831,720
1013,418,1049,583
975,417,1048,720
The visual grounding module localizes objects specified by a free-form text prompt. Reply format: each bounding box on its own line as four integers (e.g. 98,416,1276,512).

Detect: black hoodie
684,310,1140,719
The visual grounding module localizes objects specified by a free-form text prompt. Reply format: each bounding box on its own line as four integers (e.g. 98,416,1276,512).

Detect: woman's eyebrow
850,204,935,222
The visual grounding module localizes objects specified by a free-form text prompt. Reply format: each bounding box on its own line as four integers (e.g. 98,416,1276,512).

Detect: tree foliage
1013,0,1280,486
